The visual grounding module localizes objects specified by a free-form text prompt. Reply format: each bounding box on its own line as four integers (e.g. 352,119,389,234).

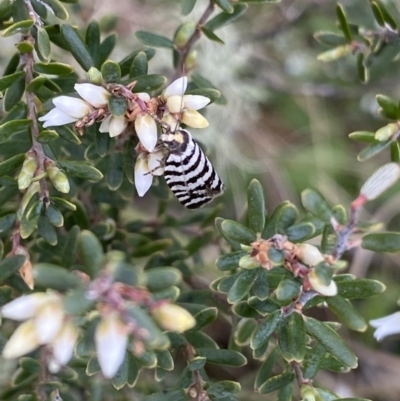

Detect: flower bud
86,67,103,85
184,49,197,71
181,109,209,128
297,243,324,266
317,45,352,62
46,160,70,193
375,123,399,141
174,21,196,48
151,303,195,333
18,153,38,190
308,270,337,296
166,95,184,114
18,181,40,219
300,384,316,401
14,246,34,289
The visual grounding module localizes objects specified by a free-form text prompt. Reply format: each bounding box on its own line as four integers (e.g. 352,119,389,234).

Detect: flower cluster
38,77,211,199
1,292,78,373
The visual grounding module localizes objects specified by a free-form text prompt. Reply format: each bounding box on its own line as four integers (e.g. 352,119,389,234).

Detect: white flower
162,76,210,129
39,96,91,128
134,151,164,197
99,115,128,138
34,302,65,344
74,83,110,108
95,313,128,378
135,114,158,152
297,244,325,266
51,321,79,365
370,312,400,341
151,303,195,333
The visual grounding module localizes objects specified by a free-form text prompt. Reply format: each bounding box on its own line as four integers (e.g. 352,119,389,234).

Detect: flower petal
51,321,79,365
74,83,110,108
99,115,111,133
135,114,158,152
2,293,55,321
183,95,210,110
163,76,187,99
2,319,40,359
370,312,400,341
39,108,78,128
95,313,128,378
136,92,150,102
152,303,195,333
166,95,184,114
148,151,165,176
34,302,65,344
109,116,128,137
53,96,91,119
162,112,180,131
134,156,153,197
181,110,209,128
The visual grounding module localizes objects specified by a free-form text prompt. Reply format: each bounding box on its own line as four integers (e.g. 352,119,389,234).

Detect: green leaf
391,142,400,163
326,296,367,332
371,1,385,27
215,217,241,250
35,26,51,62
33,62,73,75
129,51,148,78
191,307,217,331
251,310,281,350
33,263,81,290
0,153,25,177
54,125,81,144
78,230,103,277
375,0,398,29
231,301,259,318
207,381,241,398
259,372,295,394
0,213,16,233
336,278,385,299
278,313,306,362
185,331,218,349
234,318,257,346
0,255,26,281
247,179,265,233
376,94,398,120
196,348,247,367
181,0,196,16
61,25,94,71
108,95,127,117
112,354,128,390
106,152,124,191
221,219,257,244
41,0,68,19
314,31,348,46
0,119,31,143
155,350,174,371
227,268,259,303
348,131,375,142
135,31,175,49
362,232,400,252
336,4,352,42
131,74,167,92
201,28,225,44
37,129,59,143
144,267,182,291
357,139,391,161
127,354,141,387
4,73,25,112
204,4,248,31
214,0,234,13
101,59,121,83
286,222,315,242
142,389,187,401
2,19,33,37
305,316,357,368
252,268,269,300
357,53,369,84
57,160,103,181
255,347,280,389
98,34,116,66
263,201,298,238
0,71,24,91
119,48,156,76
38,214,57,245
303,342,326,379
301,189,332,222
276,278,301,303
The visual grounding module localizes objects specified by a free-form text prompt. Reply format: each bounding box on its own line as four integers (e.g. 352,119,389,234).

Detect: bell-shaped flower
308,270,337,296
370,312,400,341
34,302,65,344
162,76,210,129
39,96,91,128
51,321,79,366
74,83,110,108
95,313,128,378
135,114,158,152
99,115,128,138
2,320,40,359
134,151,164,197
1,292,58,321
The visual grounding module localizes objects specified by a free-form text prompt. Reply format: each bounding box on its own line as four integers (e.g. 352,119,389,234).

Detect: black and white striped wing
164,136,224,209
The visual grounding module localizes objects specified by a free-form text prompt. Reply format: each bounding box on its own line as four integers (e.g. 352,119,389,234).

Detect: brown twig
173,0,215,80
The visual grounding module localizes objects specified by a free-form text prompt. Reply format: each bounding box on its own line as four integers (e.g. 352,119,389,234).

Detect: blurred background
2,0,400,399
